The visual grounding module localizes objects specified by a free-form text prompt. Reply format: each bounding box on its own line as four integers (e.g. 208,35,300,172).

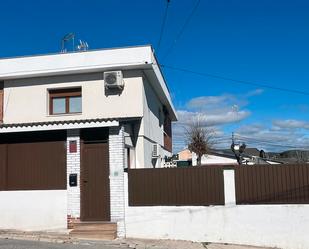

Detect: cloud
186,94,247,113
272,119,309,130
236,123,264,134
176,110,250,127
234,123,309,152
245,88,264,97
172,88,309,153
172,89,261,152
280,104,309,113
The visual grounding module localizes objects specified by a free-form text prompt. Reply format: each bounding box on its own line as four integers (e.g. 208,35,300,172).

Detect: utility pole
231,132,246,165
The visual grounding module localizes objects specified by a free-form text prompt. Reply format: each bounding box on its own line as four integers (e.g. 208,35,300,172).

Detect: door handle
83,180,88,183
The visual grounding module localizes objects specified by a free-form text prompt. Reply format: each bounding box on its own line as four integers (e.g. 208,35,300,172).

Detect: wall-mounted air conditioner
104,71,124,89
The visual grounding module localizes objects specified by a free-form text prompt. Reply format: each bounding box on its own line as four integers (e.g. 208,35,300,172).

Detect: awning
0,117,141,133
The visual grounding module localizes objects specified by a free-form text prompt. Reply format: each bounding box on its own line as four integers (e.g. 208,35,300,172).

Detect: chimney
0,81,3,123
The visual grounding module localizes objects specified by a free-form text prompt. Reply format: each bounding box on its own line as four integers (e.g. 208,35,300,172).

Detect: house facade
0,45,177,236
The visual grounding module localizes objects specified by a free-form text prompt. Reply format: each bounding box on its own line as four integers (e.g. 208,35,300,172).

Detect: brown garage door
0,130,66,191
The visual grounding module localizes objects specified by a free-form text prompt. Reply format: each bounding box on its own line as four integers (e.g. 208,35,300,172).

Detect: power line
234,134,309,149
214,137,306,149
211,134,309,149
157,0,171,52
161,64,309,96
162,0,201,61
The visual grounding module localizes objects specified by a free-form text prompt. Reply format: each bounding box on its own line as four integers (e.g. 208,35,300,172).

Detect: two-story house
0,45,177,238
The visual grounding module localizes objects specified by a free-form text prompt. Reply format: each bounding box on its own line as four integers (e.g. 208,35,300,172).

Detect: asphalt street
0,239,131,249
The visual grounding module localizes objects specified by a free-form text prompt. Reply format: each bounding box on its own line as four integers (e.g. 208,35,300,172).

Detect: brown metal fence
235,164,309,204
128,166,225,206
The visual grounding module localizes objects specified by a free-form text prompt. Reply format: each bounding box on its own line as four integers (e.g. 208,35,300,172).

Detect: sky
0,0,308,153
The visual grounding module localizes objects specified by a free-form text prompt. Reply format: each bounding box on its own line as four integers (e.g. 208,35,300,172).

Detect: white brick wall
66,129,81,219
65,127,126,237
109,126,126,237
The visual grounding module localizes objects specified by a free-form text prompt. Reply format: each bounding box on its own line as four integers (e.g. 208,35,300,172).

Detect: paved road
0,239,131,249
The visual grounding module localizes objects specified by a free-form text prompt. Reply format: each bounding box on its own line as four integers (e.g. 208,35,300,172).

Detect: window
49,88,82,115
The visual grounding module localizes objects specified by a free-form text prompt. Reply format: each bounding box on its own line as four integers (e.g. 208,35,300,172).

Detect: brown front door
81,142,110,221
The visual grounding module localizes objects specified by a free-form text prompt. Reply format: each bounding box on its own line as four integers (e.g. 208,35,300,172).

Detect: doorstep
69,221,117,241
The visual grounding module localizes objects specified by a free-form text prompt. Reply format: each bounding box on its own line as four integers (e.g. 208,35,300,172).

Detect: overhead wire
157,0,171,52
160,64,309,96
234,134,309,149
162,0,201,61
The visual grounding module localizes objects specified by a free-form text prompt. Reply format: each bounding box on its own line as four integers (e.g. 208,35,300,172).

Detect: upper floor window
49,88,82,115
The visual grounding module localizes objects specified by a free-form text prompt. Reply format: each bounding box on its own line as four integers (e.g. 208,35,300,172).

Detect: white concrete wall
0,190,67,231
124,172,309,249
3,71,143,124
192,153,237,166
141,76,164,145
134,75,170,168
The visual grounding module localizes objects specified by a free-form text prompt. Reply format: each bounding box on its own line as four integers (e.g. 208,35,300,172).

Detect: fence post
223,168,236,206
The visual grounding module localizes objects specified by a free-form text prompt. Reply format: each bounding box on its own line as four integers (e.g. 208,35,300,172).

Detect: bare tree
185,120,214,166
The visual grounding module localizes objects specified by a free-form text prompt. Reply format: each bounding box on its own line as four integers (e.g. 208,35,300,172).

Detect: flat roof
0,44,152,61
0,45,153,79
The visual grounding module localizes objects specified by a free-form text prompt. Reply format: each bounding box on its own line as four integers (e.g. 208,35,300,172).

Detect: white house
0,45,177,238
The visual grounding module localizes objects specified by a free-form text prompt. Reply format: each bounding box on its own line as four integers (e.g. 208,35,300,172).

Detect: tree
185,121,213,166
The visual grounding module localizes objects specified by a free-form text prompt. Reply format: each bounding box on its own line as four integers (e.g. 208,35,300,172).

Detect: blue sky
1,0,308,152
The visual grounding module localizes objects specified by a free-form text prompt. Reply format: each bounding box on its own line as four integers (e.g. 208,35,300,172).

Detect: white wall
192,153,237,166
124,173,309,249
141,76,163,145
135,75,170,168
125,204,309,249
3,71,144,124
0,190,67,231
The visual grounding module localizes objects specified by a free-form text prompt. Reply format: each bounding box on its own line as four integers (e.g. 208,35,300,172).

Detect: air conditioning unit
152,143,160,158
104,71,124,89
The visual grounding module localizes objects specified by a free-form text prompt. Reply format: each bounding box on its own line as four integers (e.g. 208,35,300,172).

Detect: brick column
109,126,126,237
66,129,81,228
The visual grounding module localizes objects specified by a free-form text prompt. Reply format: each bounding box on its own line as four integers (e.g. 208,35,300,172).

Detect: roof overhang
0,46,153,80
143,52,177,121
0,118,142,133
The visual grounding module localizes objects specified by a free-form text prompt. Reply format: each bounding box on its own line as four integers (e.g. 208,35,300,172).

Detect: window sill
47,112,82,118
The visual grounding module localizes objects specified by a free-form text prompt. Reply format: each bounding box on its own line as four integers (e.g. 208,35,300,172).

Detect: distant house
176,148,283,166
192,150,238,166
178,148,192,161
177,149,238,166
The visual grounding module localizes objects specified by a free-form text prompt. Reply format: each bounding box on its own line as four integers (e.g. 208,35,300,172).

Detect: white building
0,45,177,237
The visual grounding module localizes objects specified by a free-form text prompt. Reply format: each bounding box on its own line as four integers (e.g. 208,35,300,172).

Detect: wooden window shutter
0,81,3,123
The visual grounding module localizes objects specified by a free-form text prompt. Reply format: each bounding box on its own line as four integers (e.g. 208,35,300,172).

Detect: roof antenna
61,33,75,53
76,40,89,52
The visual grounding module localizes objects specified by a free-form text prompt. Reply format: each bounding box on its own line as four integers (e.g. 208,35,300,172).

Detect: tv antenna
61,33,75,53
76,40,89,51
